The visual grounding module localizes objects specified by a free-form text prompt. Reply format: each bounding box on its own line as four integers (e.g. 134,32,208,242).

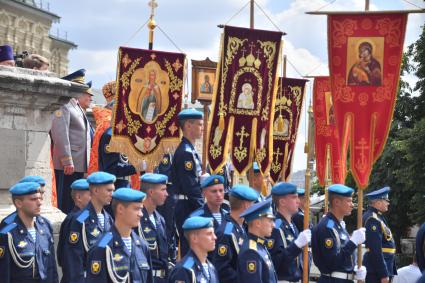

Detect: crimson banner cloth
207,25,283,175
313,76,347,186
270,77,307,184
109,47,185,169
328,12,407,188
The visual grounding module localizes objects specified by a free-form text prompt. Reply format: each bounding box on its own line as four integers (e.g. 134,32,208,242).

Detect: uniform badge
144,226,151,233
267,239,274,249
372,225,377,231
69,232,79,244
17,241,27,248
91,260,101,274
113,253,123,262
91,228,100,237
219,168,224,174
55,110,62,117
218,244,227,256
287,235,294,242
184,161,193,171
247,261,256,273
325,238,333,249
162,157,168,165
0,246,4,258
214,178,219,184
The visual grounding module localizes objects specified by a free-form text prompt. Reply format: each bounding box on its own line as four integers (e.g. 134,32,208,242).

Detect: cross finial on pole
147,0,158,50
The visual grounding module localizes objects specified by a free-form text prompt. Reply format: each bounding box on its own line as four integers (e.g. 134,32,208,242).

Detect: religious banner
313,76,347,186
109,47,185,169
270,77,307,184
207,25,283,175
328,12,407,188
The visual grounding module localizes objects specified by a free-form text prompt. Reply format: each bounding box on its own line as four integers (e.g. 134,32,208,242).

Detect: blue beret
178,108,203,121
240,199,275,222
328,184,354,197
252,162,260,173
71,179,89,191
201,175,224,190
62,69,86,84
9,182,40,196
366,186,390,201
182,216,214,231
18,175,46,187
272,182,297,196
229,185,259,201
87,171,116,185
113,188,146,202
140,173,168,185
0,45,13,62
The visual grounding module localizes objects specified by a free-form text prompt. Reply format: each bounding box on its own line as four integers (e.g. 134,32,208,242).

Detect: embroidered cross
236,126,249,149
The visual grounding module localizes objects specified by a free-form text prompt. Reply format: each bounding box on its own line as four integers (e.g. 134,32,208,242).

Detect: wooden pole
202,102,209,174
250,0,254,29
324,145,332,214
365,0,370,11
283,55,287,78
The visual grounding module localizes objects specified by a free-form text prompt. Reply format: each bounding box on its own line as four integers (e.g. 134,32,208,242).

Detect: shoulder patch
0,246,5,258
162,157,169,165
91,260,101,274
275,218,282,228
98,232,113,248
249,239,257,251
3,212,16,225
184,161,193,171
267,239,274,249
247,260,257,273
326,219,335,229
218,244,228,256
183,256,195,270
76,209,90,224
325,238,334,249
0,222,17,235
224,222,234,235
69,232,80,244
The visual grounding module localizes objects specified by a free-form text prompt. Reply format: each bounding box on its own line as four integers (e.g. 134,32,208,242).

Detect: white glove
294,229,312,248
350,228,366,245
340,220,346,229
354,265,367,280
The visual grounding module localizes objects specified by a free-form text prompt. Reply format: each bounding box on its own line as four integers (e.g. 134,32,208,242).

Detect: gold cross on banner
236,126,249,149
273,147,283,161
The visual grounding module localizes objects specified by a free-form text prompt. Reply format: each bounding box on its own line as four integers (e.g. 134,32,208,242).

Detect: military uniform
86,226,153,283
98,127,137,188
190,204,227,232
416,222,425,272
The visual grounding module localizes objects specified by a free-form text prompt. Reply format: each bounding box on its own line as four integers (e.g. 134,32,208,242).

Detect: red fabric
88,106,112,174
270,77,307,184
328,13,407,188
50,154,57,208
313,77,347,186
207,25,283,175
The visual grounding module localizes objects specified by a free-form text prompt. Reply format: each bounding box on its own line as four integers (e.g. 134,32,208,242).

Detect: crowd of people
0,43,425,283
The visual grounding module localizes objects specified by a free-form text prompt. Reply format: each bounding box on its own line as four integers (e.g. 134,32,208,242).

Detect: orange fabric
88,107,112,174
50,154,57,207
130,173,140,189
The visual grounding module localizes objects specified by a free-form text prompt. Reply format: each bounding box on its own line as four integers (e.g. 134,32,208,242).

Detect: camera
14,51,29,67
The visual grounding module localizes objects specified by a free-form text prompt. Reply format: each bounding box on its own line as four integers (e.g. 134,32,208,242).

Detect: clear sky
49,0,425,172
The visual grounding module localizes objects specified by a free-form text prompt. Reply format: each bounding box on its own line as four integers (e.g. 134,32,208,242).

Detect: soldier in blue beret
170,108,205,257
168,216,219,283
211,184,258,283
0,44,15,66
267,182,311,282
363,186,397,283
60,171,115,283
237,199,278,282
417,221,425,272
137,173,175,282
312,184,367,282
247,162,269,202
207,163,233,210
0,182,59,282
86,188,153,282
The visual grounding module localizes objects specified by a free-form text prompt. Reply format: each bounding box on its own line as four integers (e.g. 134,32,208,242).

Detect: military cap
140,173,168,184
0,45,13,62
240,199,275,222
229,185,259,201
200,174,224,190
297,188,305,196
328,184,354,197
9,182,40,196
366,186,390,201
177,108,203,121
85,80,94,96
112,188,146,202
87,171,116,185
182,216,214,231
271,182,297,196
18,175,46,187
252,161,260,173
71,179,90,191
62,69,86,84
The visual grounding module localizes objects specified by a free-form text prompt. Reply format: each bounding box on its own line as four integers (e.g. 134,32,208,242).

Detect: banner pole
202,102,209,174
148,0,158,50
250,0,254,28
324,146,331,214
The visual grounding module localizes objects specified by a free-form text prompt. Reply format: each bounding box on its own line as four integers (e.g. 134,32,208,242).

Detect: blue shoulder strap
326,219,335,229
224,222,234,235
190,209,204,217
275,218,282,228
98,232,113,248
3,212,17,225
0,222,17,235
76,209,90,224
183,256,195,270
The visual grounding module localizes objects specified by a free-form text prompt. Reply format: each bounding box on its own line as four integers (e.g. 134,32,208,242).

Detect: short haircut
11,195,24,206
140,182,156,193
229,195,245,210
328,193,345,208
71,190,87,201
23,54,49,69
180,119,197,130
111,199,130,216
272,195,283,206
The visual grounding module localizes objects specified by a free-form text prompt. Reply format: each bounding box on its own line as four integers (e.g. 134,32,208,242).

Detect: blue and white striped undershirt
202,263,210,280
122,237,132,254
27,227,36,242
212,213,222,225
149,214,156,228
97,213,105,229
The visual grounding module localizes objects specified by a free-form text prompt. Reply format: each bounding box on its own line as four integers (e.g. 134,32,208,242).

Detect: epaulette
224,222,234,235
249,239,258,251
275,218,282,228
0,222,17,235
326,219,335,229
190,209,204,217
76,209,90,224
184,144,193,153
3,212,17,225
183,256,195,270
97,232,113,248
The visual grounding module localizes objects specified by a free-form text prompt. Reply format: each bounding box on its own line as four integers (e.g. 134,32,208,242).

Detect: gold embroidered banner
207,25,283,175
270,77,307,184
328,12,407,188
109,47,185,170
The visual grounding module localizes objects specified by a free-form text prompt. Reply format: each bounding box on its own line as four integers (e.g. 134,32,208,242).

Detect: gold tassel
219,114,225,131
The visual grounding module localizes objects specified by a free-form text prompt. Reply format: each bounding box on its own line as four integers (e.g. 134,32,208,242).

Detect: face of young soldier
204,184,224,208
16,192,42,217
120,201,143,228
194,227,217,252
150,184,168,206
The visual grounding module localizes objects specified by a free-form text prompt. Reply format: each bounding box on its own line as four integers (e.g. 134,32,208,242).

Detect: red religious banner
109,47,185,169
270,77,307,184
328,12,407,188
207,25,283,175
313,76,347,186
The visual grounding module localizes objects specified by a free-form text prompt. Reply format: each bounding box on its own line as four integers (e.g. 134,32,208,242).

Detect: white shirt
392,264,422,283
